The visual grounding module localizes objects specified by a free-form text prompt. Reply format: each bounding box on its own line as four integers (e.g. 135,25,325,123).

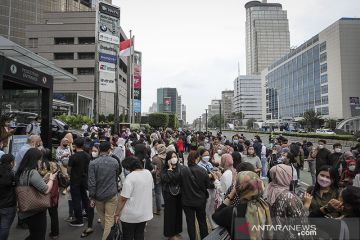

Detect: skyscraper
176,95,182,120
245,0,290,74
157,88,178,113
221,90,234,123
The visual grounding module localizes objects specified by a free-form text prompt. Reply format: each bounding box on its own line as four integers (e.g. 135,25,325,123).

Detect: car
298,129,307,133
316,129,336,134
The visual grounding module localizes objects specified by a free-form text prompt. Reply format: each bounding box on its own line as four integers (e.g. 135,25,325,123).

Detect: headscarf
60,138,69,148
156,144,166,159
236,171,272,240
116,138,126,147
267,164,293,206
223,145,234,154
166,144,176,153
220,154,237,184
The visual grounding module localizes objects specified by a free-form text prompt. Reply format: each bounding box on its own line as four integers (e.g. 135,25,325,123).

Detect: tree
302,109,324,131
168,113,179,129
232,112,245,126
208,114,225,128
246,118,256,129
148,113,169,129
325,118,337,130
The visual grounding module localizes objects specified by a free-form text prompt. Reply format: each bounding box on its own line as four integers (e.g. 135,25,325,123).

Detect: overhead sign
99,71,116,93
99,32,119,44
99,2,120,18
99,62,116,72
99,53,117,64
4,58,52,88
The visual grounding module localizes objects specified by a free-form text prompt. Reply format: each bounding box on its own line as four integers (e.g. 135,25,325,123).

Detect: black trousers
122,221,146,240
163,191,182,237
183,205,208,240
48,206,59,236
23,211,47,240
70,183,94,228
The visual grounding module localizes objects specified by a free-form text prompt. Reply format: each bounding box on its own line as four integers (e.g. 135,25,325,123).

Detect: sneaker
69,220,84,227
64,216,74,222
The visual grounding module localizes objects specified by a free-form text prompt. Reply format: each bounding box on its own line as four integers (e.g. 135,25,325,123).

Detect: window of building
321,85,328,94
322,106,329,115
78,37,95,44
78,52,95,60
54,52,74,60
77,67,94,75
321,74,328,84
28,38,38,48
54,38,74,45
320,63,327,74
320,52,327,63
62,68,74,74
321,95,328,105
320,42,326,52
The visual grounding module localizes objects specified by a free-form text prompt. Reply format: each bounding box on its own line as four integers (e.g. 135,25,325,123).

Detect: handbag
16,170,51,212
57,171,70,188
107,223,123,240
203,227,231,240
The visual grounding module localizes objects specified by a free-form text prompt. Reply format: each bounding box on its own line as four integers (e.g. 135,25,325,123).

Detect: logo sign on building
99,32,120,45
99,53,117,64
99,71,116,93
99,62,116,72
98,43,117,55
134,89,141,99
99,2,120,18
133,51,142,107
164,97,171,112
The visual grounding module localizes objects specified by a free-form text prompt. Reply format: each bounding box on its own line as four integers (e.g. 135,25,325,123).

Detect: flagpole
128,30,132,124
131,35,135,123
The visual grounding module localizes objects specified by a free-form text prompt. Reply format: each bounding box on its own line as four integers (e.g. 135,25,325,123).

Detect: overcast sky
113,0,360,123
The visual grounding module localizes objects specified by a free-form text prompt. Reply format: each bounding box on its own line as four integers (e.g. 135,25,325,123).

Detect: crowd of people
1,116,360,240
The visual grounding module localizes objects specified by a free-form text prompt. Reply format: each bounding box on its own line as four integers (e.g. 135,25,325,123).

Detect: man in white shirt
114,156,153,240
26,117,41,136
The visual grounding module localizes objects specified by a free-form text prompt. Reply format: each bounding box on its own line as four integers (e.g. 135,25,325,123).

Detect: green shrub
57,114,93,129
148,113,169,129
168,113,178,129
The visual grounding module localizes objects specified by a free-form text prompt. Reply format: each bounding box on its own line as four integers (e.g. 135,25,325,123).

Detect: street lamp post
199,116,202,132
219,101,222,132
205,109,208,133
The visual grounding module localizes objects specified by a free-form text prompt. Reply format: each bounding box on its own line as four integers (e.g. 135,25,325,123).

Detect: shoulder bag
16,170,51,212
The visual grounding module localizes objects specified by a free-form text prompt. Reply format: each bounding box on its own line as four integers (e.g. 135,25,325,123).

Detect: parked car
298,129,307,133
316,129,336,134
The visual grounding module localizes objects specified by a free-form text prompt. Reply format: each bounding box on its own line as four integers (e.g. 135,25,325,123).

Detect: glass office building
157,88,178,113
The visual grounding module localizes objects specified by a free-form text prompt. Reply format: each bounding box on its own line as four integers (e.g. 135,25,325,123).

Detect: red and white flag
119,38,134,57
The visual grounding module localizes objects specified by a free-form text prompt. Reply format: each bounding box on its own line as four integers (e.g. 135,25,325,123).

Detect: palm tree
303,109,323,131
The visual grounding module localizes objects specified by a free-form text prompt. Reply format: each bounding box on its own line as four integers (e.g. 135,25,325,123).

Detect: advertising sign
99,62,116,72
98,42,118,55
99,53,117,64
132,99,141,113
99,2,120,18
133,51,142,103
134,89,141,99
99,71,116,93
164,97,171,112
99,32,119,44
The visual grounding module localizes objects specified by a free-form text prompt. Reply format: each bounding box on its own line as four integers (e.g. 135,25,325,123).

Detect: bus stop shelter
0,36,76,148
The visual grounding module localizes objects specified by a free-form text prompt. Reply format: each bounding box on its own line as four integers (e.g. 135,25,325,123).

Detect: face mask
233,140,239,144
205,139,209,143
273,150,277,155
217,150,222,155
349,165,356,171
317,175,331,188
202,156,210,162
318,144,324,149
170,158,178,165
335,148,342,153
92,152,99,158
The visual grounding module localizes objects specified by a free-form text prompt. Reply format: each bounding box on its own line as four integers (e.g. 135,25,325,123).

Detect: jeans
95,195,118,240
122,221,146,240
154,183,162,212
0,206,16,240
183,205,208,240
308,160,316,186
48,206,59,236
70,183,94,228
23,211,47,240
261,157,267,178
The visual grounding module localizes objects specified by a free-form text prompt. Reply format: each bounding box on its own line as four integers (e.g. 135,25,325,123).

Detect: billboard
99,53,117,64
99,62,116,72
99,71,116,93
133,51,142,113
133,99,141,113
164,97,171,112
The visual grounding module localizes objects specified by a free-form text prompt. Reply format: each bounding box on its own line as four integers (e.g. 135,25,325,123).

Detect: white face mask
92,152,98,158
171,157,178,165
202,156,210,162
335,148,342,153
217,150,222,155
349,165,356,171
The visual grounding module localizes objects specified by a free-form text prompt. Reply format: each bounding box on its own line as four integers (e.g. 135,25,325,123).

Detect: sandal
80,228,94,238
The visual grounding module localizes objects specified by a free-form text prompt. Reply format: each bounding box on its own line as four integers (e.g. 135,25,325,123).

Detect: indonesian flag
119,38,134,57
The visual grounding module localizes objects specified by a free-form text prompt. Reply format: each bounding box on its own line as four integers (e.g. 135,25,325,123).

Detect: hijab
156,144,166,159
236,171,272,240
267,164,293,206
221,154,237,184
60,138,69,148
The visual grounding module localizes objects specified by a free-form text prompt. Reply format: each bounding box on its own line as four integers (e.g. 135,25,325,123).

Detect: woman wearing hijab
56,138,71,166
267,164,311,239
212,171,272,240
152,144,166,215
219,154,237,195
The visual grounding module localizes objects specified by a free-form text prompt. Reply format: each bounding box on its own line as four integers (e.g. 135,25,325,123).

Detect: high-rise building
157,88,178,113
0,0,111,46
234,75,263,121
148,102,157,113
208,99,221,118
25,11,128,117
221,90,234,123
181,104,187,123
176,95,182,120
263,18,360,120
245,0,290,75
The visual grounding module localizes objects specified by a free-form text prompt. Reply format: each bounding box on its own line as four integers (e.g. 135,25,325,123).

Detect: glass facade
266,35,329,119
157,88,178,113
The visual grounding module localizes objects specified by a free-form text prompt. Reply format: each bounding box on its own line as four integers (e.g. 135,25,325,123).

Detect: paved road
9,194,190,240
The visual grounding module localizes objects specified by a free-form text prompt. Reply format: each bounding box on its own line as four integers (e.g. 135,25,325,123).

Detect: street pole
128,30,133,123
199,116,202,132
205,109,208,133
219,101,222,132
